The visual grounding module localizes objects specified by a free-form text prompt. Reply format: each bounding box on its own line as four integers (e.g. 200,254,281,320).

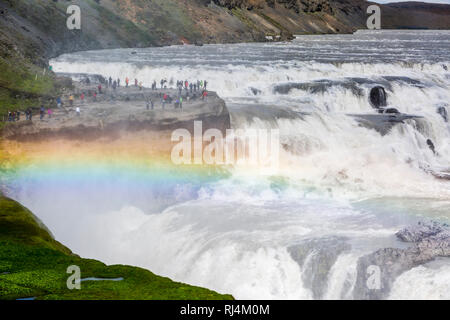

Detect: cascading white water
9,30,450,299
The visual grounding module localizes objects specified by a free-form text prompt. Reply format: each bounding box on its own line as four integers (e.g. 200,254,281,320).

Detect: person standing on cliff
117,78,121,87
80,92,85,104
135,79,138,87
47,108,53,119
69,95,74,107
162,93,168,109
126,77,129,88
98,84,102,94
56,97,62,109
76,107,81,117
146,97,153,110
40,106,45,120
26,108,32,121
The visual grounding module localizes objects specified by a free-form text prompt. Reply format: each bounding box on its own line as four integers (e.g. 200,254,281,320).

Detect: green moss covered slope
0,196,233,300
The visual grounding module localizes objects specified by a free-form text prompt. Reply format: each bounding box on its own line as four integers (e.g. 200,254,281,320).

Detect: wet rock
397,221,450,253
369,86,387,109
426,139,436,155
382,76,423,87
273,80,363,96
353,221,450,299
250,87,262,95
288,236,351,299
348,113,422,136
377,107,399,114
437,106,448,122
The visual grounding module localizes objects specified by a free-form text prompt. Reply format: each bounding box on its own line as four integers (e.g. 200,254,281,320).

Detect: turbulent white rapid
12,30,450,299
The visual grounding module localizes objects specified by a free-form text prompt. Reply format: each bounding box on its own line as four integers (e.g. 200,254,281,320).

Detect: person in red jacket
202,90,208,101
162,93,168,109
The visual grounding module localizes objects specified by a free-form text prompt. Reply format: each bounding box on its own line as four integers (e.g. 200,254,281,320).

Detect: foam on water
389,260,450,299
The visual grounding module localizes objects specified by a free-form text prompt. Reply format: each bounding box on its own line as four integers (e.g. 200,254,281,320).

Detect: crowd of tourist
3,76,210,123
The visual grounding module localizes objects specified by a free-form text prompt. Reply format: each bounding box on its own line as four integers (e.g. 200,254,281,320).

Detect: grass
231,8,259,31
0,196,234,300
94,2,159,47
0,56,57,129
257,13,288,32
0,30,58,126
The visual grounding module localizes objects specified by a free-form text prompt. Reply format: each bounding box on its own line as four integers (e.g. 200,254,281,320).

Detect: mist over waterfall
6,30,449,299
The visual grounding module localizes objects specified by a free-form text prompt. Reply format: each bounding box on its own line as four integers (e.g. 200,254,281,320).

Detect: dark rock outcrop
349,113,423,136
273,80,364,96
369,86,387,109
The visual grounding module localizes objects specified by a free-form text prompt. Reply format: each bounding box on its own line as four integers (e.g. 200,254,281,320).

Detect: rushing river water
7,30,450,299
